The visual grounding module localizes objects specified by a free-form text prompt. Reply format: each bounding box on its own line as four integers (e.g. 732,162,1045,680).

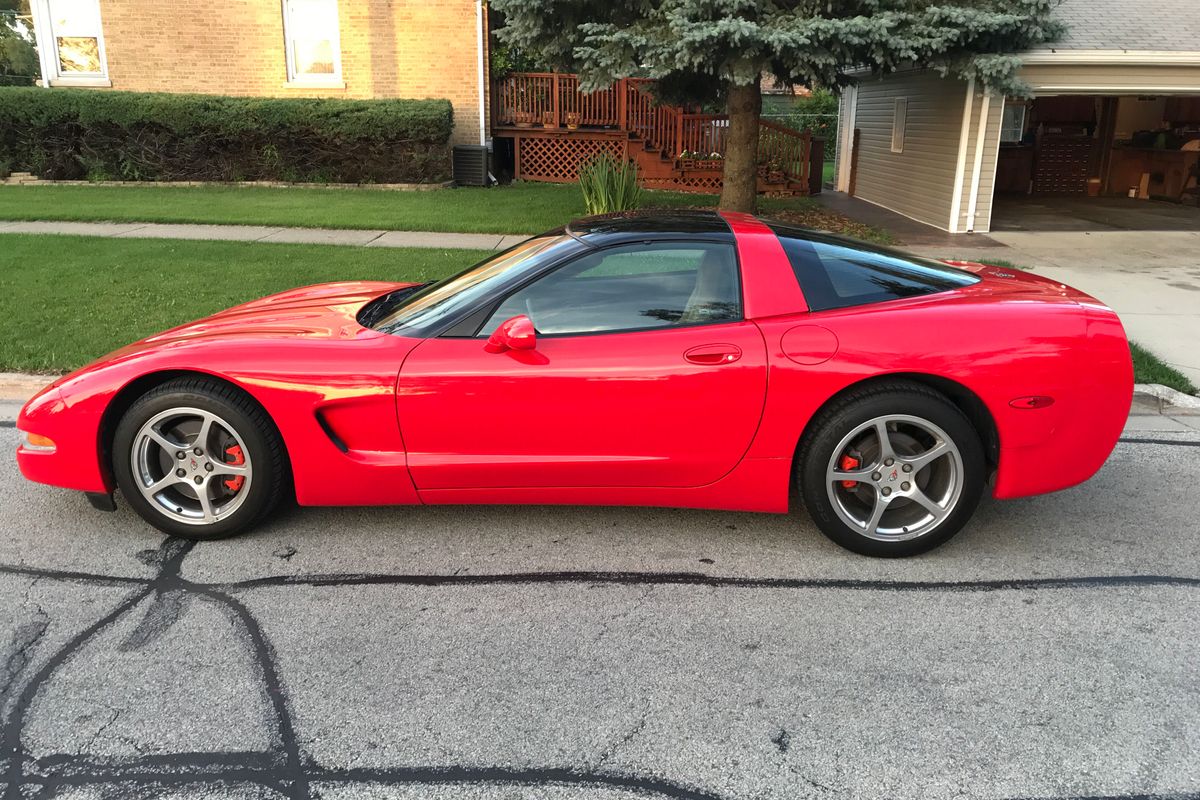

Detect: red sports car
16,211,1132,556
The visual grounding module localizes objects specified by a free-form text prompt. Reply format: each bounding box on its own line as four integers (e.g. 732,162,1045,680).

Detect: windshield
362,234,574,335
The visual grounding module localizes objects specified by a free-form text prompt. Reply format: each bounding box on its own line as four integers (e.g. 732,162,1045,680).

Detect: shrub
578,154,641,215
0,88,454,183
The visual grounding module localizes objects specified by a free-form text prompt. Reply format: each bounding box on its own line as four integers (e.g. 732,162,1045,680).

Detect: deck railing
494,72,818,184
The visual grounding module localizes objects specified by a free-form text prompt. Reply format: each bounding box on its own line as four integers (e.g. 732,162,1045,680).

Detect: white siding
843,68,1004,233
847,69,971,232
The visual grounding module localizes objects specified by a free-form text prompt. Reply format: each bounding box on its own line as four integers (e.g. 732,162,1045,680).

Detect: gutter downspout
475,0,487,147
965,92,992,233
948,78,975,234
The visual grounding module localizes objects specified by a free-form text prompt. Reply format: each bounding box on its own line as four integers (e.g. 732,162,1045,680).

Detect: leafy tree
490,0,1061,212
0,0,39,85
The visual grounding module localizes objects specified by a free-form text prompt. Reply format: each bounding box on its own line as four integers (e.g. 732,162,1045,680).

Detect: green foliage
491,0,1062,98
0,3,39,84
578,154,642,215
1130,342,1197,395
490,42,545,79
0,88,454,182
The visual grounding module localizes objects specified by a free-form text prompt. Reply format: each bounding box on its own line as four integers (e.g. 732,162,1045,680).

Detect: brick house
25,0,489,145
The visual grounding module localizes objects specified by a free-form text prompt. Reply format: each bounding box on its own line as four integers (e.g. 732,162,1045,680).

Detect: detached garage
833,0,1200,234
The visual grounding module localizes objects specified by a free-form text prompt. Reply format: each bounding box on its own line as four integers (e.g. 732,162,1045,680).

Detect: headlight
18,430,56,453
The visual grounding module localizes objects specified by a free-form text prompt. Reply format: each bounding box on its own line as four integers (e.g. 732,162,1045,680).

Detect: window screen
284,0,342,81
768,225,979,312
47,0,104,75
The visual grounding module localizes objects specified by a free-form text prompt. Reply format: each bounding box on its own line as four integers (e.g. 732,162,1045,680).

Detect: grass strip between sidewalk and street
0,234,489,374
1130,342,1197,396
0,183,890,242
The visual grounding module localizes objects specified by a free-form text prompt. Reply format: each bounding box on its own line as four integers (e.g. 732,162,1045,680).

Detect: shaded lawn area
0,182,889,241
0,235,489,373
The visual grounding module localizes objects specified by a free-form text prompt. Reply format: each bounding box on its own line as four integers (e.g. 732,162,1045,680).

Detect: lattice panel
644,176,724,195
517,137,627,182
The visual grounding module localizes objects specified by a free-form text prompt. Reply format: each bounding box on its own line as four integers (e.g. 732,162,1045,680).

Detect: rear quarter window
768,223,979,312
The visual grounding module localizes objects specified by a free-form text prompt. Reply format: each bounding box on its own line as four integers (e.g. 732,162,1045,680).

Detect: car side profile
16,211,1133,556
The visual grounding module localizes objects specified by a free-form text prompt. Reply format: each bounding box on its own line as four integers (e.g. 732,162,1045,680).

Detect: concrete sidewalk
0,219,528,251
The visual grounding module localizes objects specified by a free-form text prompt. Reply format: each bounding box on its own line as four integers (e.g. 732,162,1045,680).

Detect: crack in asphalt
0,543,1197,799
0,540,736,800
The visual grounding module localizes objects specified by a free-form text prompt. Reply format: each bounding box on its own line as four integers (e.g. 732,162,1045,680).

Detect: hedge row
0,88,454,183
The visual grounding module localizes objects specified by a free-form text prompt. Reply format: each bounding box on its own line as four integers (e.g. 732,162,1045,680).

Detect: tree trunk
719,78,761,214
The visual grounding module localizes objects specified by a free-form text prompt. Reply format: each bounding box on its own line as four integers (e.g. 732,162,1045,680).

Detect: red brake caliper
839,454,861,489
223,445,245,493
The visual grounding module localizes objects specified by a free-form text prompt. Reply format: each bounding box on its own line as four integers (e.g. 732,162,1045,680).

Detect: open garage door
988,61,1200,232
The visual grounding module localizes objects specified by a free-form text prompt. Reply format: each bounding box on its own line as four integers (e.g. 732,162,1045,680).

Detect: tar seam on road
3,539,1199,800
0,421,14,429
1119,436,1200,447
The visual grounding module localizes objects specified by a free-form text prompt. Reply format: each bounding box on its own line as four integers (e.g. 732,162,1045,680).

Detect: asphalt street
1,423,1198,800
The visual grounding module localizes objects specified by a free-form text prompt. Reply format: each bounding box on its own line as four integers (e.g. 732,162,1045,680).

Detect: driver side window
480,242,740,337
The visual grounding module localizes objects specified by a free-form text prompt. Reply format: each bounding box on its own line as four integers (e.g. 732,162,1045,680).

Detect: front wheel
111,378,288,540
797,383,986,557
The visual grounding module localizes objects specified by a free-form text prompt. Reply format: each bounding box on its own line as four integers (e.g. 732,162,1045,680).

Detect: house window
891,98,907,153
30,0,109,85
283,0,342,83
1001,101,1027,143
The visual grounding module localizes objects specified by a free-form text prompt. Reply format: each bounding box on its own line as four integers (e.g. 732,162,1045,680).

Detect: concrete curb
0,373,51,404
1134,383,1200,414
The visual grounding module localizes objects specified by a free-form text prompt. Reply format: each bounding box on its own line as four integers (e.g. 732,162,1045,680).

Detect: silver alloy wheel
131,407,253,526
825,414,964,542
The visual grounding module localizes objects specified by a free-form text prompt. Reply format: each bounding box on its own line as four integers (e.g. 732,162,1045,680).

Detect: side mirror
484,315,537,353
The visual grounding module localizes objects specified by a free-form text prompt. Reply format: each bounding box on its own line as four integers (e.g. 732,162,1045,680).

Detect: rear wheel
797,383,986,557
112,378,287,540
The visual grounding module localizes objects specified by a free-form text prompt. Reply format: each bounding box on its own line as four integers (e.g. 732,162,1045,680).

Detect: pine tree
490,0,1062,212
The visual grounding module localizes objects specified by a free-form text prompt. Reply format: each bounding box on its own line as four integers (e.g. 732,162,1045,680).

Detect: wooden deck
492,73,824,195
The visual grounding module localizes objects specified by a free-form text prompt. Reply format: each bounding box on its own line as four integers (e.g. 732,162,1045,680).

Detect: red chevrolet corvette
16,211,1132,556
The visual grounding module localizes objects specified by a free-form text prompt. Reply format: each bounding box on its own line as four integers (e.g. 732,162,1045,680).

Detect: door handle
684,344,742,365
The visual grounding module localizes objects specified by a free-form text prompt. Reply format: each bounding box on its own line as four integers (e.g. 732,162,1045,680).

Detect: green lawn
0,183,826,236
0,235,489,373
1130,341,1197,395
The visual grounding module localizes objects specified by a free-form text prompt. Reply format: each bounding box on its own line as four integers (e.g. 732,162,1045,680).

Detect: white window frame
281,0,344,87
1000,100,1027,143
29,0,111,88
891,98,908,153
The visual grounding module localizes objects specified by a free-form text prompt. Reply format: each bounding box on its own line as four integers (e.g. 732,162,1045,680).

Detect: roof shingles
1043,0,1200,53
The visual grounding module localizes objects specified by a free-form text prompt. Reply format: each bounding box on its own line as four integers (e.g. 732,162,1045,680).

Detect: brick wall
94,0,486,145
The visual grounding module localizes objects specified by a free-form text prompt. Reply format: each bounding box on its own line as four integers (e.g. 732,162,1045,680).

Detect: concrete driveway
2,415,1199,800
911,222,1200,388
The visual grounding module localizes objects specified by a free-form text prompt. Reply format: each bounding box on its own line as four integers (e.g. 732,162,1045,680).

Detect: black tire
796,381,986,557
111,377,288,540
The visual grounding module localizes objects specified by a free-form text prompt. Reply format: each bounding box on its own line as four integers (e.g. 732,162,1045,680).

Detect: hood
142,281,413,345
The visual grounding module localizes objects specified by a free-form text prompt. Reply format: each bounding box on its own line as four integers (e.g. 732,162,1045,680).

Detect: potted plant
677,150,697,170
565,111,581,130
695,152,723,170
542,111,558,128
766,156,786,184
